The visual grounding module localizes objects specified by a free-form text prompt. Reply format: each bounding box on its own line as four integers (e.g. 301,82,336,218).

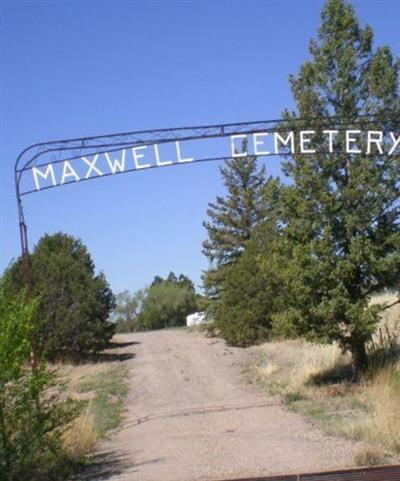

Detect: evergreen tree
214,178,282,345
202,147,267,300
276,0,400,379
4,233,116,360
215,222,281,345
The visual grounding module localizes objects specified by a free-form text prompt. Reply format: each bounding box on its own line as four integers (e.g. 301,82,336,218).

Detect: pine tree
214,178,282,345
202,147,267,300
276,0,400,379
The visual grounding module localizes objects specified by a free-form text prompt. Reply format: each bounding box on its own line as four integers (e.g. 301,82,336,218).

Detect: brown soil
75,329,363,481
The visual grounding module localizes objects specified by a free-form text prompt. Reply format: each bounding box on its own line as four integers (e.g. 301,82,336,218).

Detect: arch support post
16,178,38,371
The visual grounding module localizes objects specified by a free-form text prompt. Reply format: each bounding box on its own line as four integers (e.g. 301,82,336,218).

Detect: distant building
186,312,207,327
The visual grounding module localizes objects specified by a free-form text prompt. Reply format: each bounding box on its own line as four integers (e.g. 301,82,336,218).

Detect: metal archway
14,113,399,367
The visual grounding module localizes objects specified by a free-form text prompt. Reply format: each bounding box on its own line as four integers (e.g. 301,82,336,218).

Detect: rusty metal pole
15,171,38,371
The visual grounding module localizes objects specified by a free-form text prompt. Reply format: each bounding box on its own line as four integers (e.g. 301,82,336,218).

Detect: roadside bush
0,281,82,481
3,232,116,360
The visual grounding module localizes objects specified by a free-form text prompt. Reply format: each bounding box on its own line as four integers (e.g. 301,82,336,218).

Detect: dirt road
80,329,362,481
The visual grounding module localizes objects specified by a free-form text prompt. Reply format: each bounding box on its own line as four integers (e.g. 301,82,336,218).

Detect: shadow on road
87,351,136,363
90,339,140,362
72,451,127,480
64,340,139,364
72,451,163,481
108,340,141,349
62,350,136,364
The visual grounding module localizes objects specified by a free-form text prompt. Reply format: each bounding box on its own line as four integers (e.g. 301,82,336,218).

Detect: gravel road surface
78,329,361,481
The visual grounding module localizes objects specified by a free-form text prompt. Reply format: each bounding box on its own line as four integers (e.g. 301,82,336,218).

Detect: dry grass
55,360,129,462
62,410,97,461
255,294,400,465
370,293,400,351
56,362,108,461
256,340,348,394
354,445,388,467
57,362,109,396
348,365,400,455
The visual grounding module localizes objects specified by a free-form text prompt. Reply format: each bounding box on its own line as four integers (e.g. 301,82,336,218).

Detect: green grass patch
78,364,129,438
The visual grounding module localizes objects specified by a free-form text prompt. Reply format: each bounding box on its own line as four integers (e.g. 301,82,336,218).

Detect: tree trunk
351,339,368,382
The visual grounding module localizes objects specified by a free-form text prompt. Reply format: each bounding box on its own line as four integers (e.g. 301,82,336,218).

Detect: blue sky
2,0,399,294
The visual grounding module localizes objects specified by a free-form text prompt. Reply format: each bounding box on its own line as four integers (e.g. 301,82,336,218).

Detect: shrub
0,280,82,481
3,232,116,360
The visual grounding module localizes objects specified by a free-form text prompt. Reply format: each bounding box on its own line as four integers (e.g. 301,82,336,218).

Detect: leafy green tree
112,290,140,333
275,0,400,379
138,273,197,330
202,146,267,301
176,273,196,291
4,232,116,360
0,280,81,481
151,275,164,286
152,272,195,291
